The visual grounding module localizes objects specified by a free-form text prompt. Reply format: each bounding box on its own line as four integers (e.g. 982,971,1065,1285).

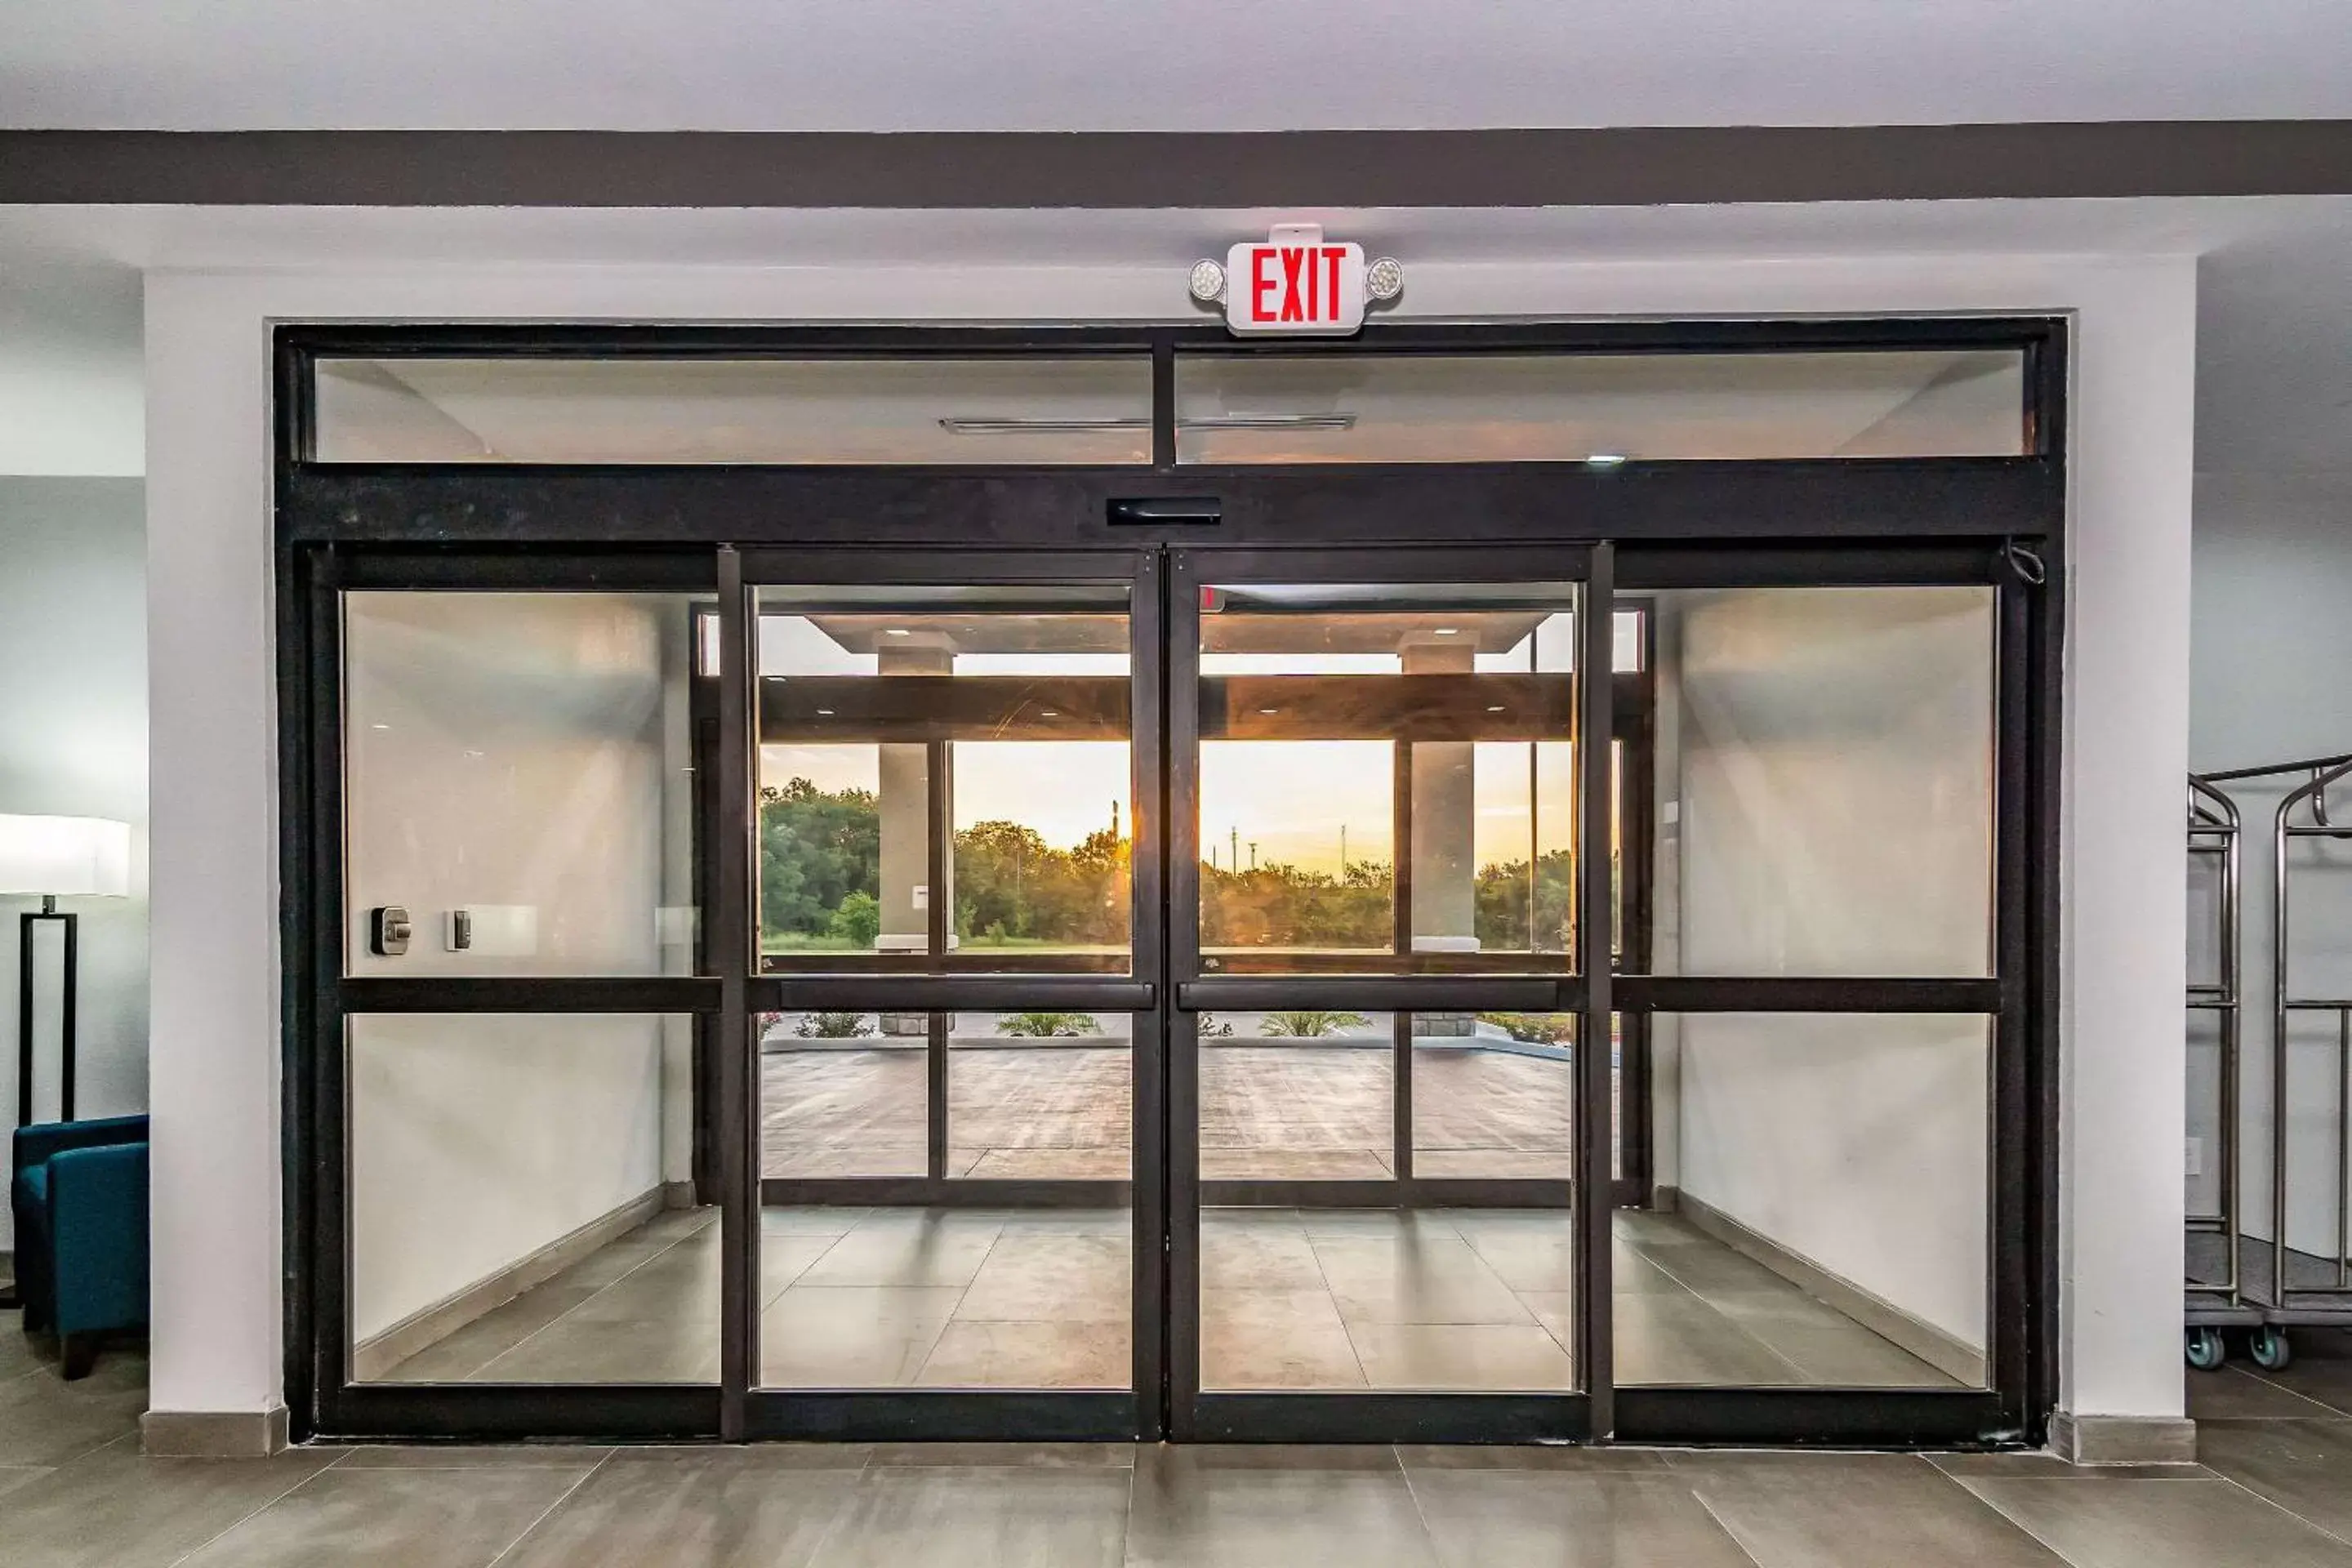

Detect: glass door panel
747,568,1152,1410
1192,579,1585,976
334,581,721,1405
755,585,1134,972
1175,558,1592,1426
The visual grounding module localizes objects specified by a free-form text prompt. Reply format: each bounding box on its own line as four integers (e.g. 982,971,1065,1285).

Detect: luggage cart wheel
2186,1327,2227,1370
2250,1325,2293,1371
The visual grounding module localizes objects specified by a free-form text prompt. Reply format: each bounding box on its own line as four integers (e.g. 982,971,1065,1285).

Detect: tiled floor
3,1431,2352,1568
372,1204,1957,1390
16,1312,2352,1565
760,1035,1573,1181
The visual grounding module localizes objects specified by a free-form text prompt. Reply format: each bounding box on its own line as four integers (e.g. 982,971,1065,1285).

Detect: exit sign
1226,225,1367,336
1187,225,1403,336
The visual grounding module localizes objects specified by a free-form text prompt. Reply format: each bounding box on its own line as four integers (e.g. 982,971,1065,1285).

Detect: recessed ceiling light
885,628,911,637
816,708,835,716
370,724,390,731
1586,452,1628,469
1258,707,1280,715
1040,710,1060,718
1433,627,1460,636
1486,706,1506,713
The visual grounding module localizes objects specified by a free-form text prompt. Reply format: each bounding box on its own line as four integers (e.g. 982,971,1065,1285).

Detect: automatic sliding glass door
1167,548,1605,1442
737,550,1165,1441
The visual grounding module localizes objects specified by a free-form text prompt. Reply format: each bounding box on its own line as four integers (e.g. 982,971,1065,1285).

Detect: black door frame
277,317,2064,1450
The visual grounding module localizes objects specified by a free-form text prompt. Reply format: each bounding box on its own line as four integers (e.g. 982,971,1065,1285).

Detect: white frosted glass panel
315,356,1153,465
1653,585,1996,978
342,591,706,978
1177,350,2027,464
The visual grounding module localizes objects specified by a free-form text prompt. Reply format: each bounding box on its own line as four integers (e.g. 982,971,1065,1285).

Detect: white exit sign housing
1224,225,1367,336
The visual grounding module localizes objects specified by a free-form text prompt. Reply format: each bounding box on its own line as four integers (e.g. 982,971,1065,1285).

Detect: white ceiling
3,0,2350,131
2,196,2350,479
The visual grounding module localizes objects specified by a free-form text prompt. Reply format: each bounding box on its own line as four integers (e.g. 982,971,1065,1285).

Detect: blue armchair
11,1116,148,1380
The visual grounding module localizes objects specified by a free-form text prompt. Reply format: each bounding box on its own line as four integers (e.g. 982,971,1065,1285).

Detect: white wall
140,247,2195,1432
1666,584,1998,1349
340,591,685,1339
350,1013,665,1340
0,477,150,1254
2188,471,2352,1254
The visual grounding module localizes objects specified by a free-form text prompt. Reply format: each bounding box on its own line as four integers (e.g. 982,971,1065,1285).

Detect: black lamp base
17,900,77,1128
9,901,78,1314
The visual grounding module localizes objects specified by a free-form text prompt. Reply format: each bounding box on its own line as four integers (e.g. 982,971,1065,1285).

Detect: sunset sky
759,612,1585,872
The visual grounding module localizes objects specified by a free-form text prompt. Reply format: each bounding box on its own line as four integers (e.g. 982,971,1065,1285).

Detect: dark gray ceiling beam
3,122,2349,207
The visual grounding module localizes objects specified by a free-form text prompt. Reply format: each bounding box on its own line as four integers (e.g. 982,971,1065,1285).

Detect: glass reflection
1196,583,1581,973
757,587,1133,972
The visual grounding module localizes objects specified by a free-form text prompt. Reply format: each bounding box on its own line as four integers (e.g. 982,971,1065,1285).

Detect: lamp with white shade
1,813,131,1130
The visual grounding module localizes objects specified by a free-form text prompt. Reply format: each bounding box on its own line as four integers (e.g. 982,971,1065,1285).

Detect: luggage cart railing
2271,756,2352,1324
2188,773,2243,1303
2188,747,2352,1367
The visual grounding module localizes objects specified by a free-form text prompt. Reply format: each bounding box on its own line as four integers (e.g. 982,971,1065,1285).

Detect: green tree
760,777,880,946
1200,858,1391,950
955,817,1129,947
1473,849,1576,952
827,889,881,948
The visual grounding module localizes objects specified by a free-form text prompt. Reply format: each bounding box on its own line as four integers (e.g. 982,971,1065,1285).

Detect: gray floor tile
2187,1367,2345,1419
0,1351,150,1464
0,1468,47,1503
1296,1209,1461,1241
1704,1290,1958,1387
1396,1444,1668,1472
1615,1292,1804,1386
606,1443,871,1469
1927,1451,2206,1479
497,1449,861,1568
1315,1236,1535,1326
914,1320,1130,1388
1149,1444,1402,1470
175,1462,595,1567
1677,1450,2066,1566
473,1312,718,1384
0,1327,51,1383
1341,1321,1576,1392
1200,1225,1329,1291
865,1442,1129,1468
1612,1253,1694,1295
1963,1472,2352,1568
953,1235,1130,1323
795,1214,1004,1289
375,1284,602,1383
761,1206,874,1237
1200,1289,1366,1389
2198,1419,2352,1539
560,1214,714,1290
335,1443,613,1468
1407,1468,1758,1567
760,1285,964,1388
2247,1343,2352,1419
0,1441,343,1568
1447,1223,1581,1294
1632,1235,1804,1297
806,1464,1129,1568
1128,1446,1439,1568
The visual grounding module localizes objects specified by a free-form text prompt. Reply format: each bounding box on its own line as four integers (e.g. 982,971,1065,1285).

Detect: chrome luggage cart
2240,755,2352,1370
2186,773,2258,1367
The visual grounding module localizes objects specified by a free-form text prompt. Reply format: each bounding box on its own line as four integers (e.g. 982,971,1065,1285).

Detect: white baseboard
142,1405,290,1458
1672,1187,1989,1387
350,1186,670,1382
2051,1411,2199,1465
